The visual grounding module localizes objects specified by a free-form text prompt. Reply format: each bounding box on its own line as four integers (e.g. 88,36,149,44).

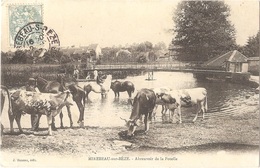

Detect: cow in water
10,90,74,135
160,87,208,123
121,88,157,137
110,81,135,98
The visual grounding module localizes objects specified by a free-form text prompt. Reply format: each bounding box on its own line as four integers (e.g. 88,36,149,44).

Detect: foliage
240,31,259,57
172,1,236,61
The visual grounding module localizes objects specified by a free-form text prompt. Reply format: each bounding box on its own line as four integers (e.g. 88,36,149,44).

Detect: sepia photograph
1,0,259,167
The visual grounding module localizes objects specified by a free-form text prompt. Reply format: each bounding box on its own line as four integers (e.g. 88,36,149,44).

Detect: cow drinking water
160,87,208,123
121,88,156,137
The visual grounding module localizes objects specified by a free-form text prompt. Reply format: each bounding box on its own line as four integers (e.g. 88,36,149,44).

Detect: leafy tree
1,52,9,64
60,54,72,64
172,1,236,61
137,43,147,52
10,50,27,63
144,41,153,50
154,42,167,50
241,31,259,57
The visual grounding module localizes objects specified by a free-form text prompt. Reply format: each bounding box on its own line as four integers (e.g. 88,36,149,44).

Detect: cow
151,87,172,120
121,88,156,137
10,90,74,135
160,87,208,123
1,85,12,136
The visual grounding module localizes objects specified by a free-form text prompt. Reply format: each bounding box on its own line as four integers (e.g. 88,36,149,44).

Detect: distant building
61,44,102,62
115,49,132,62
203,50,248,73
87,44,102,61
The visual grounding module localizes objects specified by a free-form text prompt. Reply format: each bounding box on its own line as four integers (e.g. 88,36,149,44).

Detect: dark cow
122,88,156,137
10,90,74,135
110,81,135,98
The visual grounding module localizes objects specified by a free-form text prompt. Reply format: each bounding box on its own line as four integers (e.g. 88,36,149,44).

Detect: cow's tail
204,95,208,113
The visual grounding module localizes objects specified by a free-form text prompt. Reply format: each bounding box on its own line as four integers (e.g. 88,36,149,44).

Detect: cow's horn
120,117,128,123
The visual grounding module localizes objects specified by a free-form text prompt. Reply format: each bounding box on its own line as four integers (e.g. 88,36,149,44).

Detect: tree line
1,41,167,64
172,1,259,61
1,1,258,64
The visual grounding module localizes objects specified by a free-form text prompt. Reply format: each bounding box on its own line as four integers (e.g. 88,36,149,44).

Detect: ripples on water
2,72,258,128
81,72,258,127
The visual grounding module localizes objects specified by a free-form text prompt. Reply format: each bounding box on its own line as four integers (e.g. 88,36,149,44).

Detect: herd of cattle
0,74,208,137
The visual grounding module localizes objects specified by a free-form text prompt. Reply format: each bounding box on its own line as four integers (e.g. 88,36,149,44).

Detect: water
79,72,258,127
2,72,258,129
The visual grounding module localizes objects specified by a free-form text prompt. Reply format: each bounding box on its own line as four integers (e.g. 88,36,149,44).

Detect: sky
1,0,259,51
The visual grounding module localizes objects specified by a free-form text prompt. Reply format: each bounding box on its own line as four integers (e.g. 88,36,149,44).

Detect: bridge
77,62,232,80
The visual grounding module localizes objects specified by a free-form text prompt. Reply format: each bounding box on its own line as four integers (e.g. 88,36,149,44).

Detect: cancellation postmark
14,22,60,50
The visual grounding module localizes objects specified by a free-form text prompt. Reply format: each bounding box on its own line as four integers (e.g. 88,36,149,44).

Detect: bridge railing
97,62,192,70
80,61,203,71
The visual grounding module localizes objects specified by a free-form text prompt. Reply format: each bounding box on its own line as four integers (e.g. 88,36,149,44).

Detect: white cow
161,88,208,123
151,87,172,120
10,90,74,135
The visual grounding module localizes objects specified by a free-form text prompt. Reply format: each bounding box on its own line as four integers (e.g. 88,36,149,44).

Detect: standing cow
110,81,135,98
161,87,208,123
121,88,156,137
10,90,74,135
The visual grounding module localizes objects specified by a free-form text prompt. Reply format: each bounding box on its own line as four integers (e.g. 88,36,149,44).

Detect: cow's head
180,95,192,106
120,117,138,137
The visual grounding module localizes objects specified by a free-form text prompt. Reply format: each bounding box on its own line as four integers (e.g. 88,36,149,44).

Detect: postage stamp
8,4,43,47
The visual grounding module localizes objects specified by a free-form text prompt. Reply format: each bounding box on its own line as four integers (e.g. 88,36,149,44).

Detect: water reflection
80,72,258,127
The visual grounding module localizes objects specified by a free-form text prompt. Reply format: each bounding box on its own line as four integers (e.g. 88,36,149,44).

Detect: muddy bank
1,106,258,156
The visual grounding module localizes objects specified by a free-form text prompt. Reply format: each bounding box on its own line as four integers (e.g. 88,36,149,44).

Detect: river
2,71,258,129
77,71,258,127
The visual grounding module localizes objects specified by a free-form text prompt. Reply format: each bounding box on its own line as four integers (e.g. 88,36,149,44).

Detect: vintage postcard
1,0,259,167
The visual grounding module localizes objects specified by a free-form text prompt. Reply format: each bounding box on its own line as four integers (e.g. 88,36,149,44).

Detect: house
115,49,132,62
61,44,102,62
87,44,102,61
203,50,249,73
155,50,170,62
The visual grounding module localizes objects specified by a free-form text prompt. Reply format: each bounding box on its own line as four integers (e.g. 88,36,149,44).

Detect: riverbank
1,104,259,167
250,75,260,89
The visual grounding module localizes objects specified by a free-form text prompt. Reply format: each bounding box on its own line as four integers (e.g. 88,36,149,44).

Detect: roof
88,44,99,50
204,50,248,67
247,57,259,61
116,49,131,57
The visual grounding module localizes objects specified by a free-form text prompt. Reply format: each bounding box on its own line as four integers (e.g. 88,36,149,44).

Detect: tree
10,50,27,63
154,42,167,50
172,1,236,61
241,31,259,57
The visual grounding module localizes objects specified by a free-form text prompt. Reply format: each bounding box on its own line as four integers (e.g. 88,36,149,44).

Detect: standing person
73,67,79,79
85,72,91,80
93,70,105,91
25,78,40,130
93,70,98,81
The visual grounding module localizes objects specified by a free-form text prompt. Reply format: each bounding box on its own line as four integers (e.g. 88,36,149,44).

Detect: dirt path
1,105,259,167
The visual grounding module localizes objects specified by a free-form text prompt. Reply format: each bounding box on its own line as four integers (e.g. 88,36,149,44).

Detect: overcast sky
1,0,259,51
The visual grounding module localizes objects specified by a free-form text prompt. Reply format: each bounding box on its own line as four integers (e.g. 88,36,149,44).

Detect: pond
2,71,258,129
77,71,258,127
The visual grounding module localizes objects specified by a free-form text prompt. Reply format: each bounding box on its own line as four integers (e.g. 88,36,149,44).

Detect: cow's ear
128,98,134,106
170,98,176,104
